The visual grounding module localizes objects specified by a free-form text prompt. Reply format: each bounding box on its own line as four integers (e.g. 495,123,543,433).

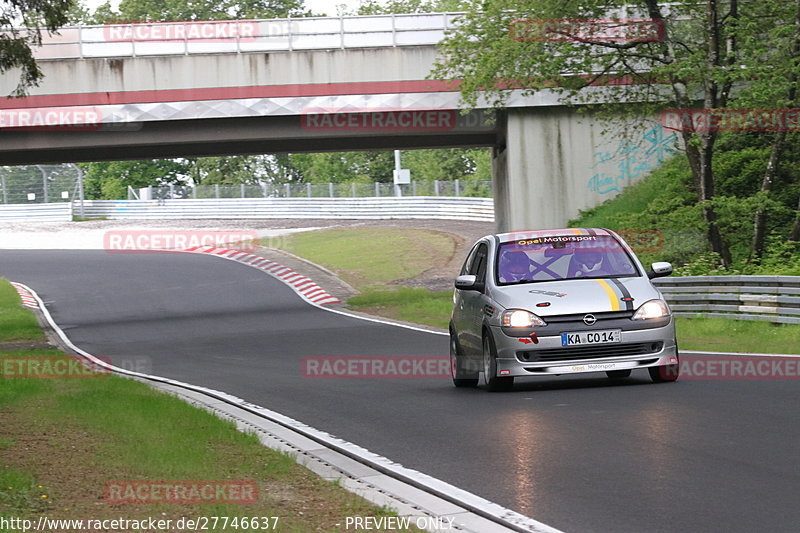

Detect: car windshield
496,234,639,285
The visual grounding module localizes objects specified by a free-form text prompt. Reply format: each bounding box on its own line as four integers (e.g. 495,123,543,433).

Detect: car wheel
450,328,478,388
649,351,680,383
482,332,514,392
606,369,632,379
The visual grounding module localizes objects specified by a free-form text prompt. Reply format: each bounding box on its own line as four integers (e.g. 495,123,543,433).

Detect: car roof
495,228,615,243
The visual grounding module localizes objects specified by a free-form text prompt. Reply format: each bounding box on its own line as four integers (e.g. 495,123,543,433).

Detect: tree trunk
753,0,800,256
750,131,785,260
698,0,732,267
699,130,732,266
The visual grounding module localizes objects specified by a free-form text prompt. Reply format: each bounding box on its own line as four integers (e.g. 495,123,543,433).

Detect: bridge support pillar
492,107,674,233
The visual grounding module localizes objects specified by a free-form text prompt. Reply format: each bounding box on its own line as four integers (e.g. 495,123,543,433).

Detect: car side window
469,243,489,283
460,243,480,275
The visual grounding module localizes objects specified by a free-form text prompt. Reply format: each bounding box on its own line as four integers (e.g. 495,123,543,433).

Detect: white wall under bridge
0,14,677,230
493,107,676,232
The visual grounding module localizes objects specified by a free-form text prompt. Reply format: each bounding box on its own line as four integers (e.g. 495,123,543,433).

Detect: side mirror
455,274,483,291
648,261,673,279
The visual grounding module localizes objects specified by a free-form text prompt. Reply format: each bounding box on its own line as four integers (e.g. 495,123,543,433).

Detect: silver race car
450,228,679,391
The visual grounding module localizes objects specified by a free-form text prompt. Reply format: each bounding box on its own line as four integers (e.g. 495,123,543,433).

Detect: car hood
490,277,661,316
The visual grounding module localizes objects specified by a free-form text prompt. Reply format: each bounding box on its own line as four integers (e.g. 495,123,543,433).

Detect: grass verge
0,283,44,342
0,279,420,532
275,227,456,287
675,316,800,354
348,288,453,330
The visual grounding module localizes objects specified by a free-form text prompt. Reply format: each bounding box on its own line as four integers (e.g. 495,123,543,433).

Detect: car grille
517,342,663,363
543,311,634,323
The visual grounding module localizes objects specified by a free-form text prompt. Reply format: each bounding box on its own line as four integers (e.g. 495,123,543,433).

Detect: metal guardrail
78,197,495,221
32,13,465,59
654,276,800,325
0,202,72,222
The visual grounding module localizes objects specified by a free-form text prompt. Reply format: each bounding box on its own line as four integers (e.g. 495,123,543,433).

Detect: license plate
561,329,621,346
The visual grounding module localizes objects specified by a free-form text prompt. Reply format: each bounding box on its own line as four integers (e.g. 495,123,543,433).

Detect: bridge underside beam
0,113,497,165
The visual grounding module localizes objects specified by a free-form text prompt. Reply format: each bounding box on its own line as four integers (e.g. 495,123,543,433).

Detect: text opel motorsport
449,229,679,391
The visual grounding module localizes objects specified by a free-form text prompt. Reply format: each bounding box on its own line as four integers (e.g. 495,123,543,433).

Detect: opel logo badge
583,314,597,326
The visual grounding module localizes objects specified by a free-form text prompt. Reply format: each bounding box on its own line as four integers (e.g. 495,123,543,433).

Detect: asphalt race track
2,250,799,533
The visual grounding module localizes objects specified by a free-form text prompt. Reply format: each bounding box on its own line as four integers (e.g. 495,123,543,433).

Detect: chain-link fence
130,180,493,200
0,164,83,204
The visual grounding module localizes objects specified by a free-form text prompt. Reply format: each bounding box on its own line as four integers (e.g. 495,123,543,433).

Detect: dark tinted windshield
496,234,639,285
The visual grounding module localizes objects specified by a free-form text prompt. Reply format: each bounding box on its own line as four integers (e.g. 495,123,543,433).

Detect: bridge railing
32,13,465,59
653,276,800,325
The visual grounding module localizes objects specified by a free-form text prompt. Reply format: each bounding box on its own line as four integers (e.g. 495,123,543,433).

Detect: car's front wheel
450,328,478,388
482,332,514,392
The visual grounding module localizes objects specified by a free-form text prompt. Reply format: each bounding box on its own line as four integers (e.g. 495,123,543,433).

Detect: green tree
1,0,74,96
431,0,800,266
730,0,800,258
357,0,468,15
289,151,395,183
80,159,192,199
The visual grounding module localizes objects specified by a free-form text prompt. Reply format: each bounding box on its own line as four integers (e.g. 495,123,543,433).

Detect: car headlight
632,299,670,320
501,309,546,327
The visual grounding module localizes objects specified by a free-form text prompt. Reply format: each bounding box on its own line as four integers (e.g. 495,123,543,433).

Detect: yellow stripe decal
596,279,621,311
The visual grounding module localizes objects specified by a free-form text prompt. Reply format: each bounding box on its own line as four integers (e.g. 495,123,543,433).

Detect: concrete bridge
0,14,676,230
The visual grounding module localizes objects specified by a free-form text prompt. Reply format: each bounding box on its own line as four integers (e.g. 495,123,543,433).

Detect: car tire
482,332,514,392
606,369,632,379
649,351,680,383
450,327,478,388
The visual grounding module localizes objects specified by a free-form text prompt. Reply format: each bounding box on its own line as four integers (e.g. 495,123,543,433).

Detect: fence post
455,179,460,196
329,182,335,197
351,182,356,197
307,183,312,198
434,180,440,196
214,184,219,199
1,174,6,204
285,183,291,197
375,182,380,197
240,183,246,198
169,184,175,198
192,185,197,199
75,164,85,218
412,180,417,196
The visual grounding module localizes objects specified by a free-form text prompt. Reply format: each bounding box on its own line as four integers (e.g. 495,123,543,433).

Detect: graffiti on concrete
587,124,677,195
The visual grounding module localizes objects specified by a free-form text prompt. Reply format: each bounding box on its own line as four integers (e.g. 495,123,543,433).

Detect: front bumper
490,319,678,377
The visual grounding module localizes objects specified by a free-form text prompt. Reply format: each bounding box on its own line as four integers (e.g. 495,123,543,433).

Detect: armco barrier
0,202,72,222
654,275,800,325
76,197,495,222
